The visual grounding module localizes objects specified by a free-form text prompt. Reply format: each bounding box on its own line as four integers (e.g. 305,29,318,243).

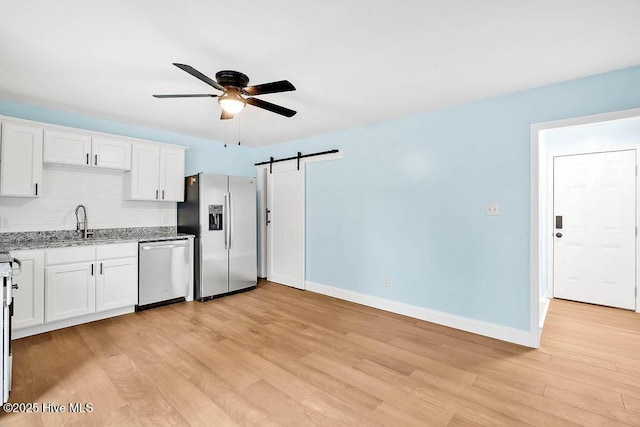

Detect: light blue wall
0,100,256,177
258,65,640,331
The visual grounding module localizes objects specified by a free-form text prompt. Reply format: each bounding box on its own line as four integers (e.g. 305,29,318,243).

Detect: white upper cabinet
43,129,91,166
44,129,131,170
92,136,131,170
0,122,43,197
128,142,161,200
127,142,185,202
159,146,185,201
0,116,186,199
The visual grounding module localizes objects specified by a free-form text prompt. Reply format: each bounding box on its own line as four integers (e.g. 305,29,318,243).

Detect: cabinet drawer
96,242,138,260
46,246,96,265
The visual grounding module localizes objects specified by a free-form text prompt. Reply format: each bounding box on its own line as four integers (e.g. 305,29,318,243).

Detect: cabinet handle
156,190,159,199
95,154,98,165
91,264,94,276
86,153,89,165
11,284,18,290
35,183,38,196
162,190,165,200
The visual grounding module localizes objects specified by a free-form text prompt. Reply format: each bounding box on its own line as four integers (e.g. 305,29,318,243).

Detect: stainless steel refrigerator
177,173,257,300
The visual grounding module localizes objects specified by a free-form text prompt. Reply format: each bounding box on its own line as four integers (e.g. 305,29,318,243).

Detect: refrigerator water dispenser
209,205,223,230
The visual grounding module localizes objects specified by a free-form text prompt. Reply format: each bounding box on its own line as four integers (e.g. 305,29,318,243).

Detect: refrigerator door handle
224,192,229,250
228,191,233,249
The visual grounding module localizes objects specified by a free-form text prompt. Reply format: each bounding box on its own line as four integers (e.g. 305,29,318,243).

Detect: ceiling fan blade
245,97,296,117
243,80,296,96
173,63,225,92
153,94,218,98
220,110,234,120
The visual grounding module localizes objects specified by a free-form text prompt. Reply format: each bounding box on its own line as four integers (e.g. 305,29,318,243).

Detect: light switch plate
485,203,500,216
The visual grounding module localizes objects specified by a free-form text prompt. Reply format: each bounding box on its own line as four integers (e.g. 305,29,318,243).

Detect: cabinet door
128,142,160,200
11,250,45,330
0,122,43,197
92,136,131,170
43,129,91,166
95,257,137,312
159,146,185,201
45,262,96,322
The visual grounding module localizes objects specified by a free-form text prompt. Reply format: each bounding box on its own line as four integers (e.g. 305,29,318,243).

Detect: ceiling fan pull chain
224,119,228,148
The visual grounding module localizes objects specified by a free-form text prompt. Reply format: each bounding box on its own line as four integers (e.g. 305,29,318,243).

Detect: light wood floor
2,281,640,426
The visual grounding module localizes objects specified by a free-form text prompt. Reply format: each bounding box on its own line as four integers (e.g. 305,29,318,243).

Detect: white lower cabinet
11,250,45,330
45,261,95,322
11,242,138,337
96,257,137,312
41,243,138,324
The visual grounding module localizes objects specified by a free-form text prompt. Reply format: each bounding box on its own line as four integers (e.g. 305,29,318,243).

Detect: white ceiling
1,1,640,147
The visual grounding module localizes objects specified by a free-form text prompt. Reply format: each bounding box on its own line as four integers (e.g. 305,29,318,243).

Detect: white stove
0,252,20,404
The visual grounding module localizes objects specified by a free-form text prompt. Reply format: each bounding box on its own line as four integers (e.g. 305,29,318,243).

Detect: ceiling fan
153,63,297,120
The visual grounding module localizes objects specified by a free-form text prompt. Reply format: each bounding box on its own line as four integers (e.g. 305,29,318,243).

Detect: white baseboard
13,306,135,339
539,288,550,331
539,296,550,330
305,281,533,348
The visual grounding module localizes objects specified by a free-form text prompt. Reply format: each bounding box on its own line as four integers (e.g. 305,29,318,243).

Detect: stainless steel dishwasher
137,239,190,310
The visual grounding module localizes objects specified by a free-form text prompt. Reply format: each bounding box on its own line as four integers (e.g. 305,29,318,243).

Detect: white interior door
553,150,636,310
267,161,305,289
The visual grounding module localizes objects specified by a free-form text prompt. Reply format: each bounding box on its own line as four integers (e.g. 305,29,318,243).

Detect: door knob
555,232,563,238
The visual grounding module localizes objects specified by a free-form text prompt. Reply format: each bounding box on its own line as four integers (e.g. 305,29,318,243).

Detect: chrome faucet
74,205,94,239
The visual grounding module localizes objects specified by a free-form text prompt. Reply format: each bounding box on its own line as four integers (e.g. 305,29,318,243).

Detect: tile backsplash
0,165,176,232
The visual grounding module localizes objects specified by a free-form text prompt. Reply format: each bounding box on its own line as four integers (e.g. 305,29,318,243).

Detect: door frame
548,148,637,303
530,107,640,348
255,150,343,286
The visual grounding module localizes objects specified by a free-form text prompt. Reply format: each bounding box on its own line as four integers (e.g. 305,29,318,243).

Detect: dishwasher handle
140,242,189,251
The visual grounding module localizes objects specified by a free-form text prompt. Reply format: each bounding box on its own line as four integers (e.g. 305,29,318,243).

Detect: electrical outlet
382,276,390,287
485,203,500,216
0,217,8,228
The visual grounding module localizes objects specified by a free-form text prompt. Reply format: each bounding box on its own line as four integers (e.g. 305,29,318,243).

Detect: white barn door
266,161,305,289
553,150,636,310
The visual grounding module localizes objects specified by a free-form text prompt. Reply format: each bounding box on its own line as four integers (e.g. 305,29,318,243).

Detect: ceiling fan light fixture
218,95,245,115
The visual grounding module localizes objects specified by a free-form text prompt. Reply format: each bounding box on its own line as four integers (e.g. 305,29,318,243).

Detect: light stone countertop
0,227,194,252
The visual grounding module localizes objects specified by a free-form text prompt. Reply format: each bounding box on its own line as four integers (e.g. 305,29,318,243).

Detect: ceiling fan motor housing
215,70,249,88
